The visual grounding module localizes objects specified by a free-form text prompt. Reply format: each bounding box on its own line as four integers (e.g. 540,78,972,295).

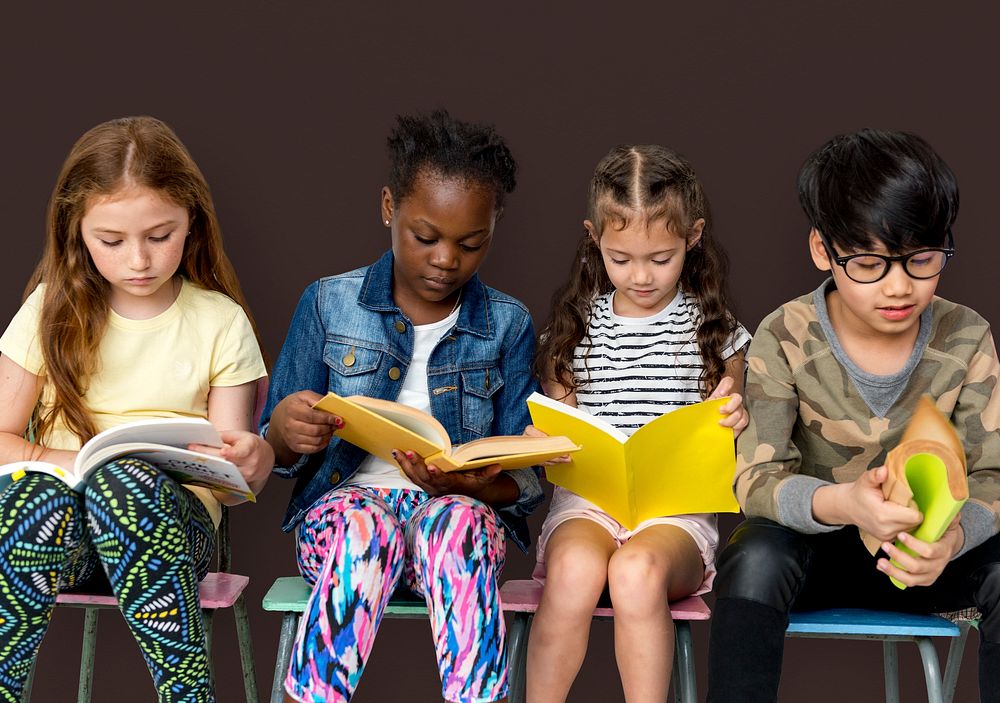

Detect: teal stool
263,576,430,703
786,608,978,703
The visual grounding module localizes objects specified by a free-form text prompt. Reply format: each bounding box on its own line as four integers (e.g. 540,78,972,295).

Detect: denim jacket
261,250,544,552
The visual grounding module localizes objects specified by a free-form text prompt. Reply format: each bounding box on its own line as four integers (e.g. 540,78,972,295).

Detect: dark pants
706,517,1000,703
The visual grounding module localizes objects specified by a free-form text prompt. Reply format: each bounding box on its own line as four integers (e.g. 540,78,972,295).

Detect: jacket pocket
323,339,383,396
460,367,505,437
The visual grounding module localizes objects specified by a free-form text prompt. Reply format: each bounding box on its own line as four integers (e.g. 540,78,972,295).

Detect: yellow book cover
312,392,579,472
526,392,740,530
859,396,969,589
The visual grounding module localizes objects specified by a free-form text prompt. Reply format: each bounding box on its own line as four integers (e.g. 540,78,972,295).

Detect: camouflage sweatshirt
735,281,1000,555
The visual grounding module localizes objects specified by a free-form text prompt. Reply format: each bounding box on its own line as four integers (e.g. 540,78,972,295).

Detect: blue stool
786,608,976,703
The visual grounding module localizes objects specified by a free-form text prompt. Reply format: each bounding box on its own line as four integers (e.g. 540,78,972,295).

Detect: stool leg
77,608,99,703
271,613,299,703
672,620,696,703
506,613,531,703
232,594,259,703
883,640,899,703
915,637,945,703
202,610,215,694
21,653,37,703
942,623,971,703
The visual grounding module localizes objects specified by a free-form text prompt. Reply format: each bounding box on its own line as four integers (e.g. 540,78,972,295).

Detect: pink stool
499,579,710,703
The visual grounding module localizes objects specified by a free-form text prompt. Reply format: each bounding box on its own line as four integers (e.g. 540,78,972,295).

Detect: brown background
2,1,997,701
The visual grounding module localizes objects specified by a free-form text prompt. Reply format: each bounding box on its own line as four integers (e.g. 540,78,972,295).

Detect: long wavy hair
25,116,261,446
534,144,740,399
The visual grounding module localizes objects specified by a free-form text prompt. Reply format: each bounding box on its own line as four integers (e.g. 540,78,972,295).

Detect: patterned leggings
287,486,508,703
0,459,216,703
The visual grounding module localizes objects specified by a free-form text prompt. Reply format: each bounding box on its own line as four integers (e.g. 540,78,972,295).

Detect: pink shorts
535,487,719,596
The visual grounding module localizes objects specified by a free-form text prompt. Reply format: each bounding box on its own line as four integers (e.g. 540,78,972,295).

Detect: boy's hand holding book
813,465,924,541
855,396,969,589
876,515,965,588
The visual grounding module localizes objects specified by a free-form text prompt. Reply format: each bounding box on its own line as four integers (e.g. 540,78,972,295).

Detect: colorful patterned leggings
287,486,508,703
0,459,216,703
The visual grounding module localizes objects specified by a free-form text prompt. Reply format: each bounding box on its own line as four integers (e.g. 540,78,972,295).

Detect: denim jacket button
343,353,356,367
329,471,341,484
388,367,401,380
394,320,406,333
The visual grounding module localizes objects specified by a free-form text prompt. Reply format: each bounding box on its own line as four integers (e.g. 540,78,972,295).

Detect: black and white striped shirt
573,289,750,434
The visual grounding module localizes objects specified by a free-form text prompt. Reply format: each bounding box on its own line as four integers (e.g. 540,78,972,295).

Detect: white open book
0,417,253,501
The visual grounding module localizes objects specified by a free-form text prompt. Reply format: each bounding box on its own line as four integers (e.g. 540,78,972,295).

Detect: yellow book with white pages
527,392,739,529
312,392,580,472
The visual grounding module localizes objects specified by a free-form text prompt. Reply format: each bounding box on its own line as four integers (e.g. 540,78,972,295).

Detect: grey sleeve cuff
499,466,545,519
261,420,310,478
955,501,999,558
776,475,843,534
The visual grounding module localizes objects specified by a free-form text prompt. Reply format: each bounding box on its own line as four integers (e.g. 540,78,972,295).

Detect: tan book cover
312,392,579,472
859,396,968,588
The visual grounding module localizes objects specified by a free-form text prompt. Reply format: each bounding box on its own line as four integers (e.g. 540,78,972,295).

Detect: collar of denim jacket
358,250,495,339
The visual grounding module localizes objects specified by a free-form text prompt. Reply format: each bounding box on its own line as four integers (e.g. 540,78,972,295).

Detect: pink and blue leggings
286,486,508,703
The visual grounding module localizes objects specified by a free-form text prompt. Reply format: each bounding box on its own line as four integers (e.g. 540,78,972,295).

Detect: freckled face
80,186,189,317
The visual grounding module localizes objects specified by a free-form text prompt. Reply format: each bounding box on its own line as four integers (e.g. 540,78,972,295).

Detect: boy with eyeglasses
707,129,1000,703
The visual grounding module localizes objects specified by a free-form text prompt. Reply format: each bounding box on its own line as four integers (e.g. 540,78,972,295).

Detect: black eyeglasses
817,230,955,284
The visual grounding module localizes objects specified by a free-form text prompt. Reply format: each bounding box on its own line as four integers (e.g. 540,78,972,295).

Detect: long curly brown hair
25,116,261,447
534,144,740,399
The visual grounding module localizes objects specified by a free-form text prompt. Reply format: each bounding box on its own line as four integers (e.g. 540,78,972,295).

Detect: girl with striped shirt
526,145,750,703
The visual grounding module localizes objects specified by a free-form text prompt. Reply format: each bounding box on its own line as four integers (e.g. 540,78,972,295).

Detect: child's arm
258,281,339,471
949,324,1000,556
541,378,577,407
0,355,77,468
811,466,922,541
198,380,275,505
735,319,921,538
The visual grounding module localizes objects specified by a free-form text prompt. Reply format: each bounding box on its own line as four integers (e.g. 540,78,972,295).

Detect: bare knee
543,542,610,615
607,548,669,614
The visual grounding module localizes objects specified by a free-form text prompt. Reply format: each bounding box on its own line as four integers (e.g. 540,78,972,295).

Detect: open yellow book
312,392,579,472
859,396,969,589
526,392,739,530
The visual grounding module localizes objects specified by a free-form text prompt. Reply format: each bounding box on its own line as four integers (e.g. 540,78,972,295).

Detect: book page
626,398,740,526
526,393,632,526
76,417,221,477
441,435,580,472
313,393,448,465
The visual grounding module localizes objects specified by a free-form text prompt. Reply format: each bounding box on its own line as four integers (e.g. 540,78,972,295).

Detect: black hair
386,109,517,209
797,129,958,253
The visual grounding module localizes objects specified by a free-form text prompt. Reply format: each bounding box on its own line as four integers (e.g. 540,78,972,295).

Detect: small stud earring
384,219,390,225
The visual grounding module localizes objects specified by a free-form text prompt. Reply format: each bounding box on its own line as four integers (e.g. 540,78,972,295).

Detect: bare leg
607,525,704,703
526,519,617,703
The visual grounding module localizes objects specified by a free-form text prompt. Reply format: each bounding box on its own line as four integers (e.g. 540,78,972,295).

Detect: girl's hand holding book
270,390,342,461
523,425,572,464
392,449,514,504
708,376,749,438
189,430,275,496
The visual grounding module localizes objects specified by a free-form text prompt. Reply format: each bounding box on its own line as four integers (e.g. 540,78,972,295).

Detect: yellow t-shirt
0,279,267,527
